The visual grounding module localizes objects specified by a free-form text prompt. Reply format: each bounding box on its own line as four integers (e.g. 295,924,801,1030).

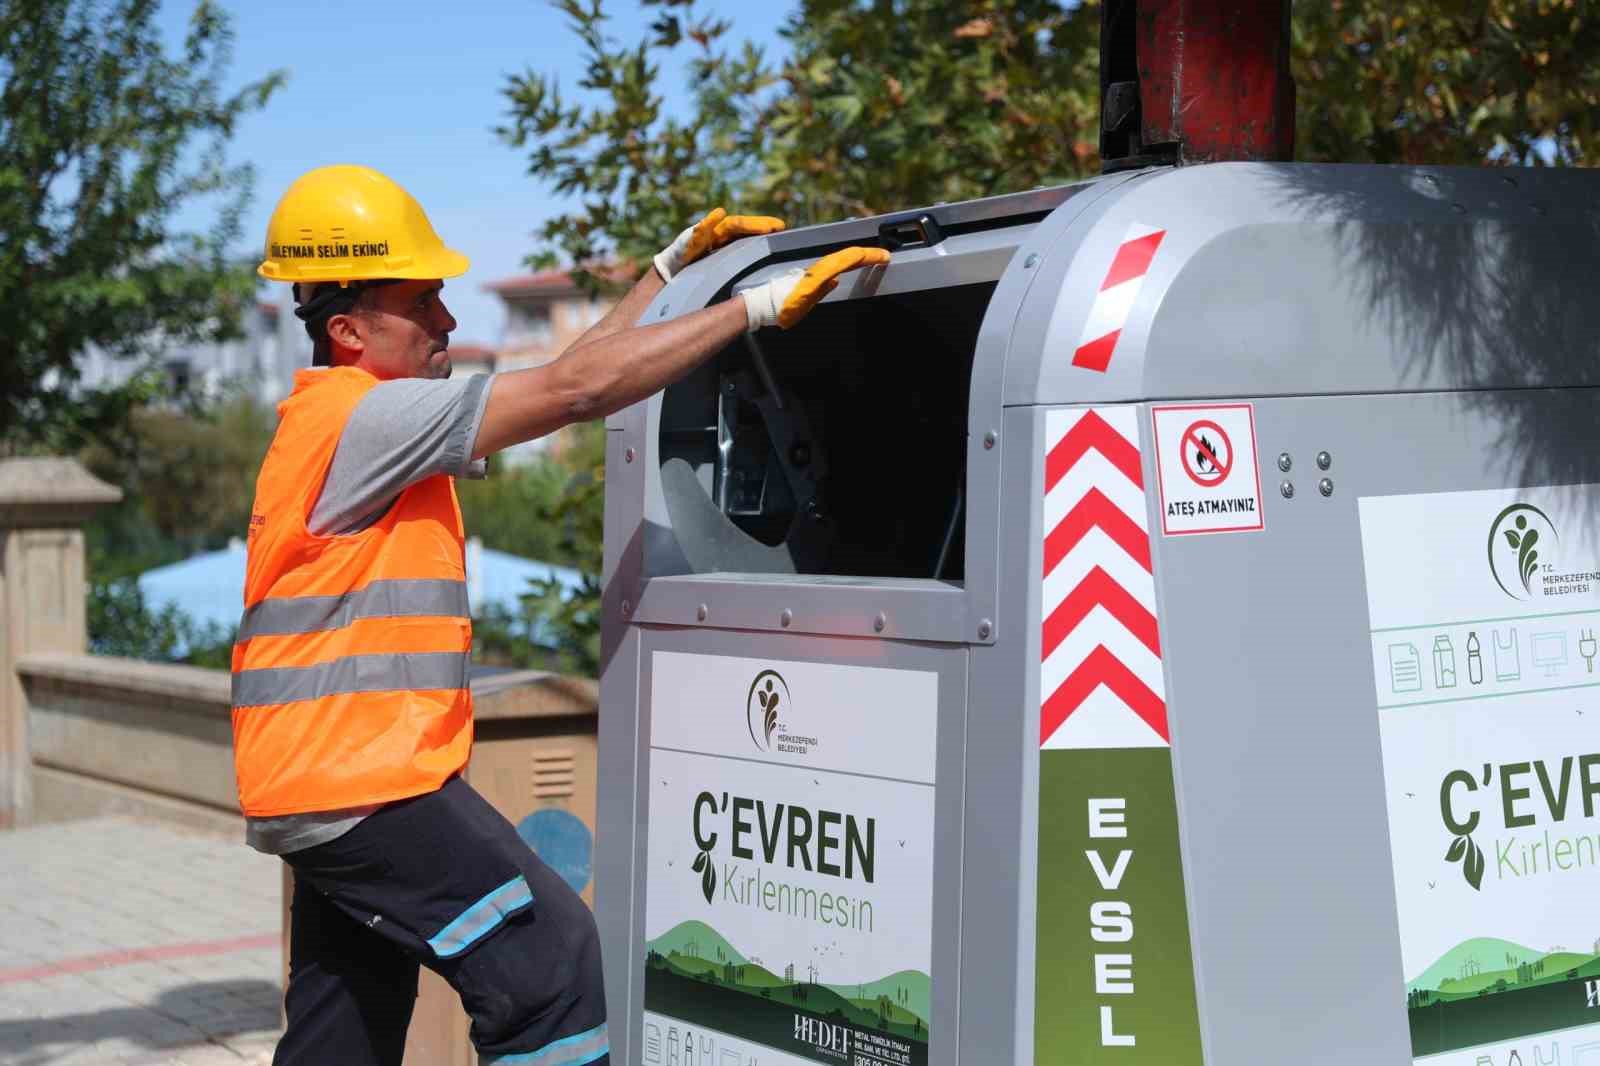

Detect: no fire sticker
1151,403,1265,536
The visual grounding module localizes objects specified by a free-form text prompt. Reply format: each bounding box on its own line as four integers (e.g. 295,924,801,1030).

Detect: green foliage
754,2,1101,219
81,393,275,664
498,0,1100,286
82,393,276,572
1293,0,1599,166
455,454,571,565
88,576,234,667
0,0,284,452
505,0,1600,285
461,422,607,675
522,421,606,676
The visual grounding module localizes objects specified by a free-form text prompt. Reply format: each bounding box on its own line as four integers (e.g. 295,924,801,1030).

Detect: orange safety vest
230,366,473,816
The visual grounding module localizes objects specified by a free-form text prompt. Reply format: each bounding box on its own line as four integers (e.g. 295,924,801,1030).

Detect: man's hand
741,246,892,332
654,207,787,282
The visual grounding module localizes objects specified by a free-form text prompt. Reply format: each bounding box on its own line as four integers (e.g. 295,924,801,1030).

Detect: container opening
658,280,996,580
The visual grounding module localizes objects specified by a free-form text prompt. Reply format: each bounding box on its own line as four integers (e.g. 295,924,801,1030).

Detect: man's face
338,279,458,379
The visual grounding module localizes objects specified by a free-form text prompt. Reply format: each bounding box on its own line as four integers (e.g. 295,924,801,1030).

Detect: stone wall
0,457,599,834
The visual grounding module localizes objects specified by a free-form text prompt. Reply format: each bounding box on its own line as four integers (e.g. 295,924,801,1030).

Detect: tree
1294,1,1599,167
505,420,607,676
0,0,284,453
80,391,276,667
81,392,276,565
499,0,1100,284
504,0,1598,280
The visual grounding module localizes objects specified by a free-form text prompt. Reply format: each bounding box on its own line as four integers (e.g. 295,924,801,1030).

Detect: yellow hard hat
258,164,469,284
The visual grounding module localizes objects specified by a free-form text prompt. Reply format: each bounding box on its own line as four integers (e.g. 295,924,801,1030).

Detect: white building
72,286,303,409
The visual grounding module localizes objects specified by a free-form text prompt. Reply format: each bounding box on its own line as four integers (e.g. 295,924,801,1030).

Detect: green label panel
1035,747,1204,1064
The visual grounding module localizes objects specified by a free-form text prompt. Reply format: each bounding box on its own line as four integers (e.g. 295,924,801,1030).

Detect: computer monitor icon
1533,631,1568,678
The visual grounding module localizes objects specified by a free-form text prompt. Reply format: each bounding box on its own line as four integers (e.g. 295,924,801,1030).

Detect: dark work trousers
273,776,608,1066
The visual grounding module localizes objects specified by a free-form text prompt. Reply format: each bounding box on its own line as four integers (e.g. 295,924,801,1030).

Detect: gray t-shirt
245,372,494,855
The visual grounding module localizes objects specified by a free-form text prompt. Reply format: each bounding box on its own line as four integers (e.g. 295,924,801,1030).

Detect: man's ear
325,311,364,358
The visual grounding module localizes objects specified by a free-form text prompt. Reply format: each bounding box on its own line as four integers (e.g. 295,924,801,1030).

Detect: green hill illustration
646,920,747,967
645,920,932,1054
1404,936,1600,1057
1406,937,1540,992
836,970,932,1024
661,953,788,988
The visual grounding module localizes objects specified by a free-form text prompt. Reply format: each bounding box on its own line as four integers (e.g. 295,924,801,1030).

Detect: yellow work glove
741,246,892,332
654,207,787,282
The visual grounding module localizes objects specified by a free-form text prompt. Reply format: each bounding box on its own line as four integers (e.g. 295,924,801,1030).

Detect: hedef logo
746,669,793,752
1488,504,1559,600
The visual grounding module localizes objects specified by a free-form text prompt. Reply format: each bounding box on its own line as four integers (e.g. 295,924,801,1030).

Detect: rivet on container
624,447,636,464
1024,253,1040,269
1319,478,1335,497
1316,451,1332,471
983,431,997,451
779,608,793,628
978,619,993,640
696,603,707,622
1280,481,1295,499
873,612,887,633
1277,452,1292,473
622,599,632,616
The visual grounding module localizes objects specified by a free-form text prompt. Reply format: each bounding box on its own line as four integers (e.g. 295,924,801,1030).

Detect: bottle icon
1433,635,1457,688
1467,631,1484,685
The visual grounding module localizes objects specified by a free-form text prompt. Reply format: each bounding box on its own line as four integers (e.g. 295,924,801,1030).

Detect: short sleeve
308,373,494,536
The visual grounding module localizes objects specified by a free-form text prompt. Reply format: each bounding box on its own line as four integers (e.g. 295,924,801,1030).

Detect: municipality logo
1488,503,1558,600
746,670,789,751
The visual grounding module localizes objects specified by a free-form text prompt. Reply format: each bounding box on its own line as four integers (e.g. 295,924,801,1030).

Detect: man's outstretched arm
473,298,745,458
472,246,889,459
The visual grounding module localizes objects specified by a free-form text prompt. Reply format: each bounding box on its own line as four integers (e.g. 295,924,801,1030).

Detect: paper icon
1389,643,1423,693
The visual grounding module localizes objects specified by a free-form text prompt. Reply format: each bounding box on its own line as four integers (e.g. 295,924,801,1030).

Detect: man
234,164,888,1066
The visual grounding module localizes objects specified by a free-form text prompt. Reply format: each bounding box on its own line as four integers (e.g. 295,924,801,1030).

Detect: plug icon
1581,629,1597,674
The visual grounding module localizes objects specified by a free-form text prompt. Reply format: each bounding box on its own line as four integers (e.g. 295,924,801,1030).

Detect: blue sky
158,1,792,346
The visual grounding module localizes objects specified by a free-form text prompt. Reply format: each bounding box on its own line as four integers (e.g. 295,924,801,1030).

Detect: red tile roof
483,269,579,295
483,263,635,294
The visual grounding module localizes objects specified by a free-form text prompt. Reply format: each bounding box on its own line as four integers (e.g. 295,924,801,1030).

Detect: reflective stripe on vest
233,650,470,708
237,577,469,641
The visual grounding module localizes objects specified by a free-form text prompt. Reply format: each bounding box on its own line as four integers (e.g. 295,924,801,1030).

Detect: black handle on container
877,212,946,250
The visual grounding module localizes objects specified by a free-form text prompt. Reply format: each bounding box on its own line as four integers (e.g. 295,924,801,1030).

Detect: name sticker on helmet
270,240,391,260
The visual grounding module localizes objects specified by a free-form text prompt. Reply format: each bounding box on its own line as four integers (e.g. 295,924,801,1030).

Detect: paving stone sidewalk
0,818,283,1065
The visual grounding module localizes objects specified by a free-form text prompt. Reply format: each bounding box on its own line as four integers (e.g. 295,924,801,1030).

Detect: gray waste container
596,161,1600,1066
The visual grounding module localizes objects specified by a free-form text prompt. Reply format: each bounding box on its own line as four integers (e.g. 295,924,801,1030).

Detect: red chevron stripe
1071,330,1120,372
1040,645,1169,745
1041,566,1160,662
1043,489,1151,578
1100,230,1166,291
1045,410,1143,494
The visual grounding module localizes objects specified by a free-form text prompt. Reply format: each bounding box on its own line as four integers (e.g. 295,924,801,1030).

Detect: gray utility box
596,162,1600,1066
